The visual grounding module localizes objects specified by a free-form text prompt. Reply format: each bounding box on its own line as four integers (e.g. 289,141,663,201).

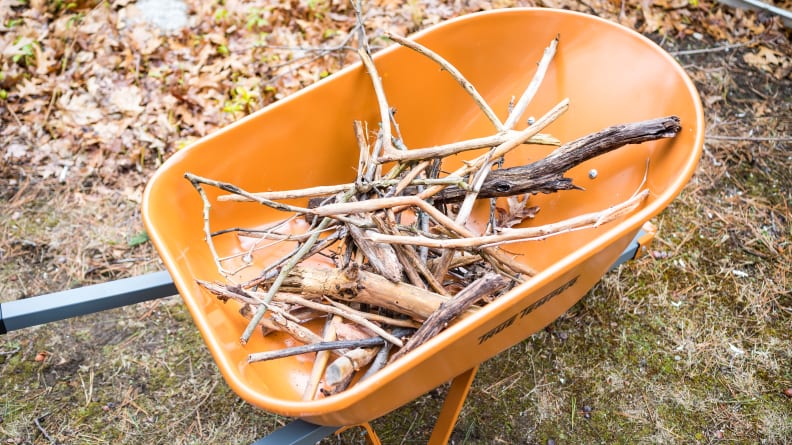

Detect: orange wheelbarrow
138,7,703,444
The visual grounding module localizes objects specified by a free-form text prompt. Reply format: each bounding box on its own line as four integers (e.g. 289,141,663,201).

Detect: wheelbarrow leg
428,366,479,445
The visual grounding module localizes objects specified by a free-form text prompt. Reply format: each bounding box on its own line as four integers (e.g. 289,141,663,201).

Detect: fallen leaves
743,45,792,79
0,0,789,184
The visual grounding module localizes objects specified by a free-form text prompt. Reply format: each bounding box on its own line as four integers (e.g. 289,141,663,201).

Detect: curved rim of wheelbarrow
143,7,704,421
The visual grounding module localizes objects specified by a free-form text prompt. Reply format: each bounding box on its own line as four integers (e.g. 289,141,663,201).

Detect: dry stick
322,298,420,329
367,189,649,249
325,345,381,387
303,316,338,400
376,132,559,163
242,302,328,347
354,120,371,184
418,98,570,201
186,175,231,276
240,212,337,344
358,47,396,158
236,302,304,336
390,273,509,362
385,32,504,132
389,241,426,289
503,34,559,130
348,223,404,282
255,291,404,347
432,116,682,202
217,177,468,203
217,184,351,202
184,173,315,215
313,194,536,277
248,337,386,363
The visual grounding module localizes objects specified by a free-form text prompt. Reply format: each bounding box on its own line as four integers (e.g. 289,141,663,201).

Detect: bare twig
358,47,396,157
257,291,404,347
418,98,570,201
503,35,559,130
248,337,386,363
386,32,504,132
376,131,559,163
303,316,337,400
366,190,649,249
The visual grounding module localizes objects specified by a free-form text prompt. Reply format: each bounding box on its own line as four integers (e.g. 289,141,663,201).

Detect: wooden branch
367,189,649,249
390,273,509,362
256,291,404,347
376,132,558,164
358,47,396,158
432,116,681,202
247,337,385,363
503,35,559,130
185,172,314,215
418,98,570,201
325,345,381,387
322,298,421,329
348,223,404,283
387,131,551,168
271,264,450,320
303,316,338,400
386,32,504,132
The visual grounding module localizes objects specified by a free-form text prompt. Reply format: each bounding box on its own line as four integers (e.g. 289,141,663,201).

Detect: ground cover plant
1,0,790,443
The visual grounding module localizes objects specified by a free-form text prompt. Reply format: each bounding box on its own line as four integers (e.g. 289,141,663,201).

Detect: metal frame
0,229,649,444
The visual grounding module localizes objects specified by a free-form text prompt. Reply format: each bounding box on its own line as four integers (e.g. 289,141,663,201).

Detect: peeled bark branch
273,264,450,320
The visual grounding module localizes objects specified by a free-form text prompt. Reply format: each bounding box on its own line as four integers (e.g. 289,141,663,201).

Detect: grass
1,3,790,444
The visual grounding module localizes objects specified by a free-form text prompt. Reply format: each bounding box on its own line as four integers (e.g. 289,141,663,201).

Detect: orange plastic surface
142,8,703,426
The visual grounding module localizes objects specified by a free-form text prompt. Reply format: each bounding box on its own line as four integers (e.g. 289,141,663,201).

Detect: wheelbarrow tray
142,8,703,427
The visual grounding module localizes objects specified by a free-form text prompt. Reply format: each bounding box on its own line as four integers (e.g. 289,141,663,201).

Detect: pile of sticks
186,29,681,399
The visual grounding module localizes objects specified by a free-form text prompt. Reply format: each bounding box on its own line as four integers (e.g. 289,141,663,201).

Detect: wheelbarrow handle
0,270,177,335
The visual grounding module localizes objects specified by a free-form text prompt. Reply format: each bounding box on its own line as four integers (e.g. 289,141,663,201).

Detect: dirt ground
1,1,790,444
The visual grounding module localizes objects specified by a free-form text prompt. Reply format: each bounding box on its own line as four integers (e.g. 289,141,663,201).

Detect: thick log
275,264,450,321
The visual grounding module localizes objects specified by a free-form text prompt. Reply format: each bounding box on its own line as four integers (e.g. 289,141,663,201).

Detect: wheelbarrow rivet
588,169,598,179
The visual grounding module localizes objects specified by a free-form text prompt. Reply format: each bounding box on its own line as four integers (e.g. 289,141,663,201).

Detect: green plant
246,7,271,31
213,7,228,22
306,0,329,19
10,37,35,66
4,18,23,28
223,86,258,115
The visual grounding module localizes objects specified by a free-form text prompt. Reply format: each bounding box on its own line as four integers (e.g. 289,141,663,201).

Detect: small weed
10,37,36,66
223,86,259,115
246,7,271,31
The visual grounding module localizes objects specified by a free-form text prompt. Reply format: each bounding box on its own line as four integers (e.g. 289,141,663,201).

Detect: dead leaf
58,91,103,126
4,143,28,160
110,85,145,116
743,46,792,79
496,195,541,229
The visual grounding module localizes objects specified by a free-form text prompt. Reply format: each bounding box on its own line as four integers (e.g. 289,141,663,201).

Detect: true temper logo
478,275,579,345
